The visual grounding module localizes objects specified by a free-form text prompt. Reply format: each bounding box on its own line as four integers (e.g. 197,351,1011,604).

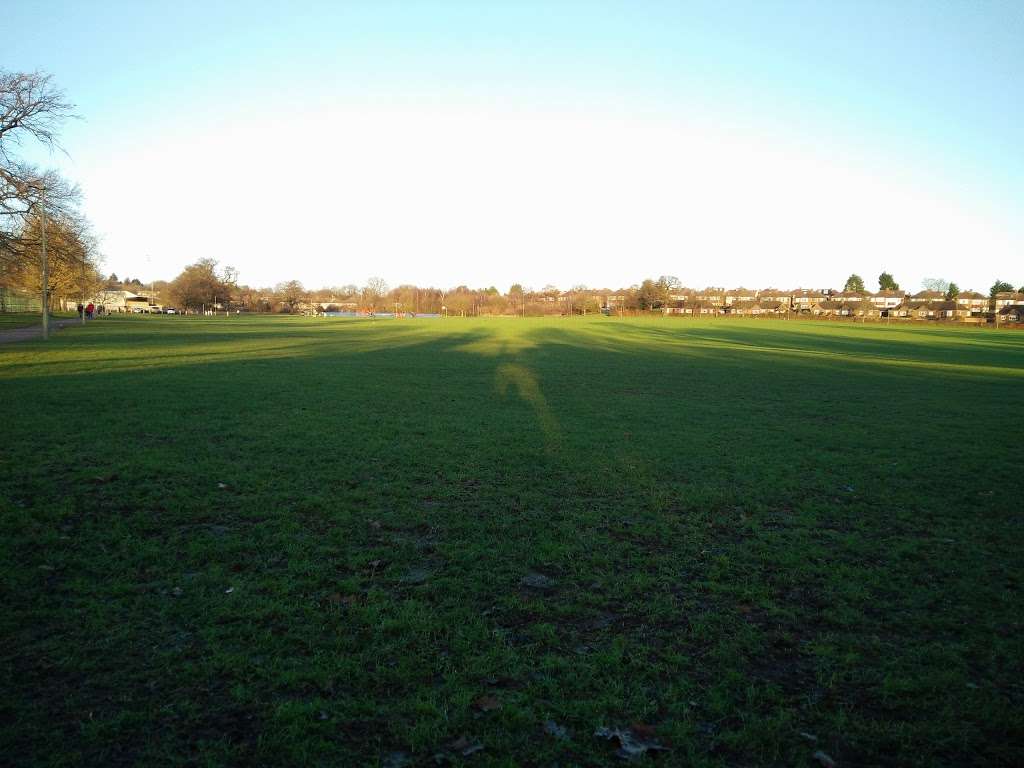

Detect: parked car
164,308,177,314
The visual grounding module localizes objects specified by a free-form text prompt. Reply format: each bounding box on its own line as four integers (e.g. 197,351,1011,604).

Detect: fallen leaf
217,482,229,489
799,731,818,743
448,736,484,757
473,695,501,712
224,587,234,594
813,750,837,768
520,572,557,590
588,613,619,630
544,720,569,740
483,675,516,688
595,725,669,761
402,567,432,585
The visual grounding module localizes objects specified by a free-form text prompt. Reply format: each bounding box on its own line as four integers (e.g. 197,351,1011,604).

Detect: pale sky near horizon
4,0,1022,293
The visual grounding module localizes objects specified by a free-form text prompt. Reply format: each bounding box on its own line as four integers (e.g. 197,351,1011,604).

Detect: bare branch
0,70,76,164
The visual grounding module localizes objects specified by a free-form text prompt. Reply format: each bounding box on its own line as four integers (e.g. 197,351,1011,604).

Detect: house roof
897,301,956,311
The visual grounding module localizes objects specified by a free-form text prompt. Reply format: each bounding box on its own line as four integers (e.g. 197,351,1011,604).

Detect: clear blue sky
4,0,1022,291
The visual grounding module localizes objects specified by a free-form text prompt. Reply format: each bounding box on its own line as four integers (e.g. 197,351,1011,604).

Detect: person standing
85,302,94,319
77,303,83,319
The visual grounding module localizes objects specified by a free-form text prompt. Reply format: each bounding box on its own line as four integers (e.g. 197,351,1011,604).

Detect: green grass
2,315,1022,766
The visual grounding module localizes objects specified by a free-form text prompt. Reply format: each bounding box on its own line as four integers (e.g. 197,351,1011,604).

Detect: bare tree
0,71,74,153
275,279,307,312
362,277,388,312
657,275,682,292
1,71,78,230
1,68,81,330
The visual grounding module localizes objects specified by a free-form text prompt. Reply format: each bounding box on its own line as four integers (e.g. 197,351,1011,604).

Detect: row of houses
46,286,1024,323
653,288,1024,322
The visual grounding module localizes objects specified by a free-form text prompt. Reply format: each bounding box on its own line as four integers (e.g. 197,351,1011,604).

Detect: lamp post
39,198,49,340
80,245,87,325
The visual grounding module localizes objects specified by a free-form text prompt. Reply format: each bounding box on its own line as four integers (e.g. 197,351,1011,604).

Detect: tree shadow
520,319,1024,380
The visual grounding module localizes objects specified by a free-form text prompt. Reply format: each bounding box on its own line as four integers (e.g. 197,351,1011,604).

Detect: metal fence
0,287,41,313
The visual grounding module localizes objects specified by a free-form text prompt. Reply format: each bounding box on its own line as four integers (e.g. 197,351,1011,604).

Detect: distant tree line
144,265,1021,317
842,272,1021,301
154,269,668,316
140,260,1024,316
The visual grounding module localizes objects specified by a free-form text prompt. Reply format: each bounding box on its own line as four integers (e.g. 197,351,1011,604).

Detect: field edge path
0,317,84,344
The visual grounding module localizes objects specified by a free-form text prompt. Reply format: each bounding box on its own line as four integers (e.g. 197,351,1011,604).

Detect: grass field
2,315,1022,766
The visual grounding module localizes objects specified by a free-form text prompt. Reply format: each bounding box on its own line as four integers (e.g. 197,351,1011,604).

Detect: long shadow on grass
0,318,479,379
526,319,1024,379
